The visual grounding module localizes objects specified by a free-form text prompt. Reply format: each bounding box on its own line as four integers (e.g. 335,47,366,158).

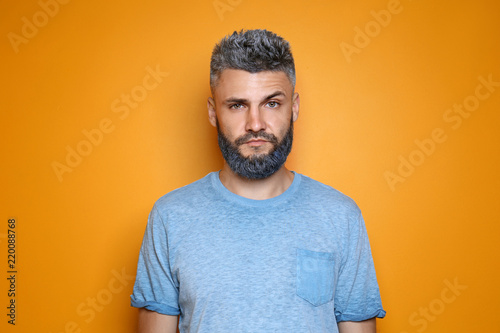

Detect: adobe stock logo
51,65,169,182
400,277,467,333
50,267,135,333
213,0,243,21
7,0,71,54
339,0,405,63
384,74,499,191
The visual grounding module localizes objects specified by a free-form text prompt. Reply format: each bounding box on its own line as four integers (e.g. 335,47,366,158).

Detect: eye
229,103,244,109
267,101,280,108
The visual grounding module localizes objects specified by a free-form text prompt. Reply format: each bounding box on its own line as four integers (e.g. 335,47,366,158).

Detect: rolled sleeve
130,205,180,315
334,212,386,322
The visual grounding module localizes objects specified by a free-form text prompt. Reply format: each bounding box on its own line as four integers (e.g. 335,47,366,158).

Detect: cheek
217,122,240,143
271,114,293,137
217,115,246,138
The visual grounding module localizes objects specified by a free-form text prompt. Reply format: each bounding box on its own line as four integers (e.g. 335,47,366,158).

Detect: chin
242,147,272,156
243,152,270,160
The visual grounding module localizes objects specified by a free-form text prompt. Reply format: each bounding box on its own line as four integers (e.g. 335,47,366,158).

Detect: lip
245,139,268,146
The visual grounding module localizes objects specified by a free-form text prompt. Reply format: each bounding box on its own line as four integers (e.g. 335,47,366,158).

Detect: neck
219,164,294,200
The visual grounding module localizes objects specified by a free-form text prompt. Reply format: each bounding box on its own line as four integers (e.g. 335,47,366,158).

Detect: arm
138,308,178,333
338,318,376,333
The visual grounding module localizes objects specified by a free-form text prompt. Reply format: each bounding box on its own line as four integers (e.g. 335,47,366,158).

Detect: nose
245,105,266,133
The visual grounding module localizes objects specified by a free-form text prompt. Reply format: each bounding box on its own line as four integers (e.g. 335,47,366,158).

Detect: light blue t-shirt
131,172,385,332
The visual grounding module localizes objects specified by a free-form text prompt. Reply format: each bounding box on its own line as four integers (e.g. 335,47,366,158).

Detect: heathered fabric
131,172,385,332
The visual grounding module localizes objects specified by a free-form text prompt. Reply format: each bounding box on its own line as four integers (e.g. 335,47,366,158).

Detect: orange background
1,0,500,332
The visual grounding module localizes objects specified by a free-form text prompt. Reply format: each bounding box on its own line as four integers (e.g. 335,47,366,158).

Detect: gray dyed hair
210,29,296,91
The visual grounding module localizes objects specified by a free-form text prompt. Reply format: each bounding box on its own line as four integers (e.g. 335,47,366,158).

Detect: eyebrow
224,91,286,105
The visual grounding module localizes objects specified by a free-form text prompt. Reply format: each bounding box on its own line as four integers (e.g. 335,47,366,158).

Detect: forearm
338,318,376,333
137,308,178,333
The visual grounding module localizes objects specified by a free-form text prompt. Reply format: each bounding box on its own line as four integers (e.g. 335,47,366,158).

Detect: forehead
214,69,293,99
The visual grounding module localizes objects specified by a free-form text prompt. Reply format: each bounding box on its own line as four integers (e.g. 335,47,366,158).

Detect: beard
216,118,294,180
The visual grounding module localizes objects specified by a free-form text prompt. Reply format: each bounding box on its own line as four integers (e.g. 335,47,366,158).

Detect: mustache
234,131,279,146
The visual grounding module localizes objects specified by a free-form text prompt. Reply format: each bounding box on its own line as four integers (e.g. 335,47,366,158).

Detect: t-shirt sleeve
334,211,386,322
130,204,181,315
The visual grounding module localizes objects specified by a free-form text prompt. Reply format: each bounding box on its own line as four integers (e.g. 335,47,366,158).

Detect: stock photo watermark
49,267,135,333
384,73,499,191
401,277,467,333
6,218,17,325
7,0,71,54
213,0,243,21
51,65,169,182
339,0,407,63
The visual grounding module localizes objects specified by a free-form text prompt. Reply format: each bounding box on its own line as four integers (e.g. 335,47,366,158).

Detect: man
131,29,386,333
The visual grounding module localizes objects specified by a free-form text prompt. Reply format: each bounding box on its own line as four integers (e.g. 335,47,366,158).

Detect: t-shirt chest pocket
296,248,335,306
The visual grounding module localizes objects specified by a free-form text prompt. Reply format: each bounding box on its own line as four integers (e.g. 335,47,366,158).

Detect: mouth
245,139,269,147
234,131,278,147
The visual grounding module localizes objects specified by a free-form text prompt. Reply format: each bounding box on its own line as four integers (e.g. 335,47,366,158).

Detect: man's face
208,69,299,179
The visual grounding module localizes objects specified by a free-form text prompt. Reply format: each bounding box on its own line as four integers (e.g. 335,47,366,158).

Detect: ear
292,92,300,122
207,97,217,127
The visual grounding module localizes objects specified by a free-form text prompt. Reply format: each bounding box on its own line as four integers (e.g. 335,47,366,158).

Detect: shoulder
153,172,215,212
296,173,361,216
